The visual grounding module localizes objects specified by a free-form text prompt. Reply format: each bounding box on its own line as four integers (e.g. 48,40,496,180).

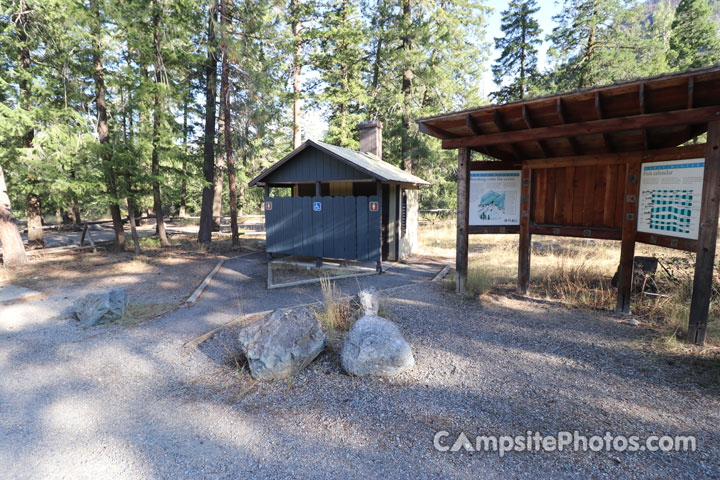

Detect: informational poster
468,170,521,226
637,158,705,240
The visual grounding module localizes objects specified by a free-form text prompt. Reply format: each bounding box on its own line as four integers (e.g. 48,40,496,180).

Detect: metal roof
249,139,429,187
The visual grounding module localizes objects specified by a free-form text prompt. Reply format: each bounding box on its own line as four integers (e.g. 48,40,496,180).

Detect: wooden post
616,161,641,313
264,185,271,263
688,121,720,345
518,164,532,294
456,147,470,294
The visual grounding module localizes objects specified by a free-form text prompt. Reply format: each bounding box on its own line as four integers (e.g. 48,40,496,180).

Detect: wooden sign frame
456,133,719,345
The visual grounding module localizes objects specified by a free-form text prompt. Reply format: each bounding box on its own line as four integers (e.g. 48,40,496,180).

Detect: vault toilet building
249,121,428,269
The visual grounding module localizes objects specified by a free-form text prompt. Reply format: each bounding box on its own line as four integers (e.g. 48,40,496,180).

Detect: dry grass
314,276,356,351
117,302,179,327
418,220,720,349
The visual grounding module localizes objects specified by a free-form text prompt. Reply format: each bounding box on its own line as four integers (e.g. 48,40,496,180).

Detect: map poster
468,170,521,226
637,158,705,240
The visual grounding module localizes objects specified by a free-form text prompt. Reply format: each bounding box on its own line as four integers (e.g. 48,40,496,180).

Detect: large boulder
73,288,127,326
238,306,326,381
357,286,380,316
341,315,414,377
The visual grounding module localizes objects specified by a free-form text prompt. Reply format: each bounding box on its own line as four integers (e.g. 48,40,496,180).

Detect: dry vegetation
314,276,357,350
418,219,720,351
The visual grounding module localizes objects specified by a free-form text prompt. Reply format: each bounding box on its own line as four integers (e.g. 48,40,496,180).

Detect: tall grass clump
532,243,617,310
633,253,720,346
315,276,354,350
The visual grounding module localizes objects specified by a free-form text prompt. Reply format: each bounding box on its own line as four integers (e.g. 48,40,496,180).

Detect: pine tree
310,0,367,149
400,0,414,172
639,0,674,75
90,0,127,250
149,0,170,246
219,0,239,244
548,0,645,90
289,0,310,149
198,0,219,243
231,0,291,213
15,1,44,248
668,0,720,70
492,0,542,102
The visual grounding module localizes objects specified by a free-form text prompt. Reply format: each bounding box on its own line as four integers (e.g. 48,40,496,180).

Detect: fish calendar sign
637,158,705,240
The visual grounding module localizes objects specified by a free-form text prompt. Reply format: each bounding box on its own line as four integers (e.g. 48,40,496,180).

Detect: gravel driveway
1,271,718,478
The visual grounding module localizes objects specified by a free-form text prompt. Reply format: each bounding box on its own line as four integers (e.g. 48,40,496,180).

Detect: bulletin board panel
467,161,521,235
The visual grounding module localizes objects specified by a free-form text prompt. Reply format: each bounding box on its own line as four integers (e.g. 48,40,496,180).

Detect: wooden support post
688,121,720,345
616,161,641,313
518,164,532,294
456,147,470,294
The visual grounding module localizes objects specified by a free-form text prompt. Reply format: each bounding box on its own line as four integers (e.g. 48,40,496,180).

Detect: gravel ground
1,269,719,478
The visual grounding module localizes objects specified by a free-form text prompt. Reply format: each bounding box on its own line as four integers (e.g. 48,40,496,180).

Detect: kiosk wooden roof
416,65,720,345
417,66,720,160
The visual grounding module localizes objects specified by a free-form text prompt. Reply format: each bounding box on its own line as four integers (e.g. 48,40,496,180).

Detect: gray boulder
357,286,380,316
341,315,414,377
74,288,127,326
238,306,326,381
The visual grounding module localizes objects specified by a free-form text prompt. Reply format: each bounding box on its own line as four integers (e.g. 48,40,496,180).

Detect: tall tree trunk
126,196,142,255
520,22,526,99
151,0,169,247
180,87,189,218
369,1,386,118
198,0,219,244
72,199,81,227
238,120,249,216
91,0,125,250
180,163,188,217
400,0,413,172
212,107,225,231
221,0,239,245
0,165,28,266
26,194,43,248
291,0,302,149
579,17,598,90
18,1,44,248
128,197,141,224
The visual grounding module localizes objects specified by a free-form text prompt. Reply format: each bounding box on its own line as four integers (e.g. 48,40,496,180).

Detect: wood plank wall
531,165,625,230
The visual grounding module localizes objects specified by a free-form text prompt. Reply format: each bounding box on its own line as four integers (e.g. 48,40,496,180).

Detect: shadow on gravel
3,259,719,478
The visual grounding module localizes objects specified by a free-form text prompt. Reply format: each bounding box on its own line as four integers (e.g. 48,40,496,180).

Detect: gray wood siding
264,148,372,183
264,195,381,262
